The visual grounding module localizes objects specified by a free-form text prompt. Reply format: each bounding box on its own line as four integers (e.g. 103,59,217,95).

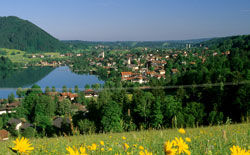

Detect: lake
0,66,104,99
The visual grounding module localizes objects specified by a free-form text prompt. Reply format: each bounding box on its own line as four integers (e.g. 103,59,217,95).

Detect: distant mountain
63,38,212,50
0,16,67,53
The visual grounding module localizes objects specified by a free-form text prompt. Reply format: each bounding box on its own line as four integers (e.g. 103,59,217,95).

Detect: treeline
0,56,13,70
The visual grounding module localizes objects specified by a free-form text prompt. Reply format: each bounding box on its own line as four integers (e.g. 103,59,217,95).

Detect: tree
69,88,72,93
57,99,72,116
84,84,90,89
52,86,56,92
132,91,154,127
77,119,96,134
101,101,123,132
150,97,163,128
26,84,42,95
45,86,51,94
162,95,183,128
74,85,79,94
16,87,25,98
8,92,15,103
62,85,67,92
183,102,206,127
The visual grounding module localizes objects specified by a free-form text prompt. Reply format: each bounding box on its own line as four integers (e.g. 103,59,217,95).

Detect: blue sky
0,0,250,41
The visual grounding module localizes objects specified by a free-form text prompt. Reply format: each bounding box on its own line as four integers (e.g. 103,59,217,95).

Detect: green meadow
1,123,250,155
0,48,62,63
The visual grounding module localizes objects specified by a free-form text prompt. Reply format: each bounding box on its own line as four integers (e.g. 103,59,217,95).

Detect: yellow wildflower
122,136,127,140
66,146,88,155
108,148,112,151
101,148,104,151
89,143,97,151
139,150,153,155
12,137,34,155
100,140,104,146
230,145,249,155
139,145,144,150
185,137,191,142
178,128,186,134
66,146,79,155
175,137,191,155
124,143,129,151
79,147,87,155
164,140,177,155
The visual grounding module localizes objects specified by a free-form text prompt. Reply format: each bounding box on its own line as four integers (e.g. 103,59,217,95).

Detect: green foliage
8,92,15,103
62,85,67,93
77,119,96,134
57,99,72,116
150,97,163,128
45,86,51,94
0,56,13,70
84,84,90,89
101,101,123,132
16,87,25,98
21,127,37,138
35,115,52,129
0,117,3,129
183,102,206,127
52,86,56,92
162,95,182,127
74,85,79,93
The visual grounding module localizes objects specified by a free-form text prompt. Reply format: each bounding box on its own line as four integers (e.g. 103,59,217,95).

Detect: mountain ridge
0,16,67,53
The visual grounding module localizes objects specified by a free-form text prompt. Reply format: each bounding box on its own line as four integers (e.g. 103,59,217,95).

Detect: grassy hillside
0,48,62,63
0,16,67,53
1,123,250,154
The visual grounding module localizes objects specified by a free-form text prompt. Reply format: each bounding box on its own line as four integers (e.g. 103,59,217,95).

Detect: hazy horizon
1,0,250,41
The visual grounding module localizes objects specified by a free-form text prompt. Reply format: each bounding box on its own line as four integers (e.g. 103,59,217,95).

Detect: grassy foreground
1,123,250,155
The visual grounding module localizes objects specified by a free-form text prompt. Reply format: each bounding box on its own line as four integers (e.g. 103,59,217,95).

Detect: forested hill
200,34,250,51
0,16,67,53
63,38,211,49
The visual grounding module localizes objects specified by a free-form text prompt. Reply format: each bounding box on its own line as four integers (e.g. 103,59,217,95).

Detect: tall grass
1,123,250,155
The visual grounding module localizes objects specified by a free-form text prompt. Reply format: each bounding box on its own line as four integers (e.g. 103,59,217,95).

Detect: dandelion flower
178,128,186,134
175,137,191,155
122,136,126,140
12,137,34,155
164,140,177,155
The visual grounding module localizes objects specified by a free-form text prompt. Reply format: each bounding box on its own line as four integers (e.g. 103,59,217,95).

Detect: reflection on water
0,66,104,98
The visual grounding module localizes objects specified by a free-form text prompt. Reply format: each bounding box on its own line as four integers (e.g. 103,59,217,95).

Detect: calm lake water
0,66,104,99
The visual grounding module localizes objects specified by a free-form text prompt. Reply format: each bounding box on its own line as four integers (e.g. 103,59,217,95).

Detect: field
0,48,62,63
1,123,250,155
